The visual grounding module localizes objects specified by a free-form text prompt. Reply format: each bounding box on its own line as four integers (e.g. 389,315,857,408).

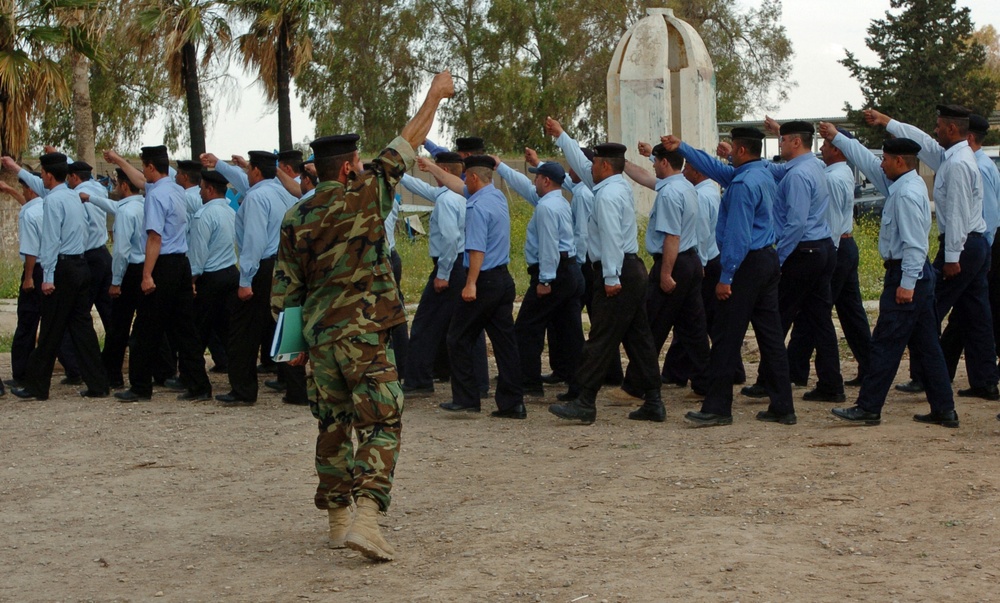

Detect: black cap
176,159,201,172
528,161,566,185
463,155,496,170
581,147,595,162
277,149,303,163
455,137,485,153
729,127,765,141
883,138,922,156
435,152,463,164
937,104,972,119
68,161,93,174
836,127,855,140
201,170,229,189
779,120,814,136
141,145,169,161
39,152,68,169
650,143,671,158
310,134,360,159
970,114,990,135
593,143,627,158
247,150,277,169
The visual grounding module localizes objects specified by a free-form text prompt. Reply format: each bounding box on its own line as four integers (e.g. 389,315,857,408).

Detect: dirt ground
2,333,1000,602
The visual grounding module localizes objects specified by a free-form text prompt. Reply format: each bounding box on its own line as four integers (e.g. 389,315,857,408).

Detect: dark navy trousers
515,259,585,390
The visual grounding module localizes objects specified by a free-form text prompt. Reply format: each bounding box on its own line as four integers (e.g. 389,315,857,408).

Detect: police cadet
869,106,999,400
175,160,204,219
666,128,795,427
622,142,711,402
63,162,114,337
785,128,872,387
113,145,212,403
275,149,305,197
547,117,662,424
189,170,240,387
12,153,108,400
420,154,526,418
494,157,584,398
299,161,317,201
399,153,489,397
822,126,958,427
203,150,297,406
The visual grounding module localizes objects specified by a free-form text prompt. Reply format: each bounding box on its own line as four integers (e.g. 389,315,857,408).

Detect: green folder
270,307,306,362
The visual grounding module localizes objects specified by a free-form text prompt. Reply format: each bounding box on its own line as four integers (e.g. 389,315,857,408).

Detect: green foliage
841,0,1000,147
0,257,22,300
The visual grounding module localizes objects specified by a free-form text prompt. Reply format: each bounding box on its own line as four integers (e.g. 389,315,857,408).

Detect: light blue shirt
214,160,250,196
693,180,721,265
73,179,108,251
679,142,777,285
184,186,203,220
646,173,700,256
110,195,146,285
235,178,291,287
565,180,593,264
886,119,985,262
833,133,930,289
975,149,1000,245
825,161,856,246
18,197,44,261
143,177,189,255
40,183,88,283
401,174,465,280
384,196,401,251
556,132,638,286
769,152,833,264
18,169,45,199
189,197,237,276
463,183,510,271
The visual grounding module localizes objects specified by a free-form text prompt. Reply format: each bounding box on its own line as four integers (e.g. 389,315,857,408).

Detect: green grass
854,214,939,301
0,257,21,300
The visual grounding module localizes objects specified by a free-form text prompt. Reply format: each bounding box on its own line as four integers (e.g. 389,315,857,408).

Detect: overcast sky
143,0,1000,157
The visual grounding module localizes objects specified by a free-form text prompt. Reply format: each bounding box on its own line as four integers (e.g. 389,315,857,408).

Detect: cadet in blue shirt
420,154,525,418
4,172,44,391
545,117,661,425
12,153,108,401
824,127,957,428
669,128,795,427
494,158,585,399
66,161,114,344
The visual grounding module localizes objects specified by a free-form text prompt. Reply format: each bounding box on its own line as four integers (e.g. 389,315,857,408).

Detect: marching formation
3,68,999,560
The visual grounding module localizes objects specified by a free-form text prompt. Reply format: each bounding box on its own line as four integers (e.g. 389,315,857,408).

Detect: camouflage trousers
309,331,403,513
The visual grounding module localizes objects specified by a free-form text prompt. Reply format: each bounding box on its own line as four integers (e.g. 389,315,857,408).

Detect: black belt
938,232,984,242
651,249,696,261
264,254,278,261
160,253,186,258
884,259,902,268
57,254,84,260
481,264,508,273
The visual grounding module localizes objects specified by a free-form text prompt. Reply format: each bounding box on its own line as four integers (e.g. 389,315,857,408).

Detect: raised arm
400,72,455,153
624,160,656,190
668,138,736,188
105,150,146,190
819,122,892,197
209,158,250,196
80,192,119,216
496,161,540,205
400,173,439,202
866,109,946,171
422,138,450,157
417,157,464,195
275,168,302,198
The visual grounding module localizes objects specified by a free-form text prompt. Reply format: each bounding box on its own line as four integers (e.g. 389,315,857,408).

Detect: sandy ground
2,305,1000,602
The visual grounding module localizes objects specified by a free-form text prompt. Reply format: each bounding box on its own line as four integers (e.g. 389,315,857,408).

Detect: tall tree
229,0,315,151
841,0,1000,146
294,0,426,153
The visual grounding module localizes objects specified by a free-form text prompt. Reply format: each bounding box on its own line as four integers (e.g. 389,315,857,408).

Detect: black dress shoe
115,390,151,402
439,401,481,413
60,375,83,386
548,401,596,424
162,378,186,391
831,405,881,425
491,403,527,419
913,410,959,428
79,389,109,398
264,379,287,392
802,388,846,402
895,380,924,394
523,386,545,398
216,393,255,406
11,387,43,400
740,384,768,398
957,385,1000,401
756,410,797,425
683,411,732,427
282,396,310,406
844,376,864,387
540,373,565,385
4,379,21,388
629,403,666,422
178,390,212,401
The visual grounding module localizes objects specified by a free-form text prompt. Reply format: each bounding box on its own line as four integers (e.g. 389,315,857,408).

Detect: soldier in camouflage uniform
271,71,454,562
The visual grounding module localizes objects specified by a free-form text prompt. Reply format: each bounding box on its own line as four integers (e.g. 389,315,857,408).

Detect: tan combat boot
327,505,353,549
344,497,395,561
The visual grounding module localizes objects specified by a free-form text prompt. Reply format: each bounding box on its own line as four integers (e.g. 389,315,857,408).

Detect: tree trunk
182,41,207,157
276,21,293,151
71,52,96,164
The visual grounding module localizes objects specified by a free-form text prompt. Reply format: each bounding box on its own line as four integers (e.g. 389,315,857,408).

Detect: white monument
607,8,717,213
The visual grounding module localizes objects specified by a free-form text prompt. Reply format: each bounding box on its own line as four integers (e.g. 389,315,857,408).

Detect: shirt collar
784,153,814,168
120,194,144,205
655,173,685,191
51,183,68,192
593,173,625,192
944,139,970,160
466,182,498,204
888,169,921,195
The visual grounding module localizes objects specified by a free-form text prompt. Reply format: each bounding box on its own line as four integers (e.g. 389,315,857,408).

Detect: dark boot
629,389,666,422
549,389,597,424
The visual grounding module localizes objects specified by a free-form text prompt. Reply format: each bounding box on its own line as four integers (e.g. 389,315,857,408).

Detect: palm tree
137,0,231,156
227,0,316,150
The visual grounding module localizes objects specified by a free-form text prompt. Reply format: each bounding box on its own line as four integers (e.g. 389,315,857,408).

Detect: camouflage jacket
271,136,414,345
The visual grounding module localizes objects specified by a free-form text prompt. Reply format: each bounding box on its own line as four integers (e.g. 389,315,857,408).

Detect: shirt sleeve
384,200,400,251
886,119,945,171
423,138,450,157
536,203,560,282
111,210,133,285
775,172,812,264
765,160,790,182
655,189,683,236
215,161,250,196
188,214,209,276
497,162,541,206
464,204,488,253
401,173,438,202
144,191,167,237
87,194,119,216
19,211,41,258
556,132,595,190
896,192,928,289
596,190,624,286
435,197,462,280
40,196,62,283
833,134,892,197
678,142,736,188
18,169,46,199
939,160,973,263
237,195,268,287
718,183,755,285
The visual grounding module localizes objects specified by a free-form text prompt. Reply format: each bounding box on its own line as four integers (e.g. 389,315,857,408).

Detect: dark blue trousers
858,262,954,414
515,260,585,390
12,264,80,382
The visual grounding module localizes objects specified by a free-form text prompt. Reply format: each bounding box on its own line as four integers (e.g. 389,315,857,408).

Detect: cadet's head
66,161,93,189
18,171,41,201
455,137,485,159
246,151,277,185
820,128,851,166
115,168,141,196
300,161,317,193
934,104,971,148
968,114,990,150
200,169,229,203
434,152,464,182
881,138,921,180
682,162,706,185
777,121,814,160
528,161,566,196
591,143,626,183
650,144,684,179
463,155,495,193
140,145,170,180
278,149,304,177
39,153,69,187
311,134,362,184
728,127,765,166
175,160,202,188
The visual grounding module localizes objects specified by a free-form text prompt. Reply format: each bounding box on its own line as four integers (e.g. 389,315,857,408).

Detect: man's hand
660,135,681,152
524,147,540,167
200,153,219,169
41,282,55,296
238,286,254,301
142,274,156,294
817,122,839,142
536,283,551,297
716,141,733,158
416,156,434,172
429,70,455,99
288,351,309,367
462,283,476,302
433,277,449,293
660,274,677,294
22,274,34,292
109,284,121,298
863,109,890,128
544,116,564,138
604,284,622,297
103,149,123,164
763,116,781,136
0,181,15,195
79,192,90,202
232,155,248,169
716,283,732,301
1,156,19,173
943,262,961,280
895,286,914,304
304,162,317,177
487,154,501,169
637,141,652,157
